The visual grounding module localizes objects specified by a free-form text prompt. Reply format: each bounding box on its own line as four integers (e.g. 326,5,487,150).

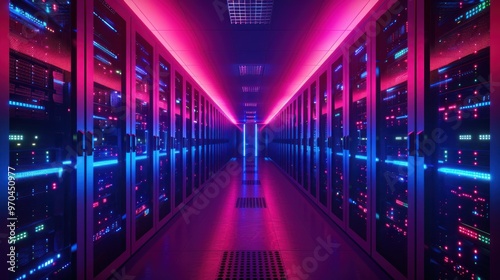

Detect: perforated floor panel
236,197,267,208
216,251,286,280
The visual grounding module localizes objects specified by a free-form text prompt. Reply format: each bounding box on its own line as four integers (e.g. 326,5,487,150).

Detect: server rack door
303,90,310,191
194,89,200,190
319,72,328,207
293,100,298,180
310,83,318,198
423,1,491,279
158,56,171,223
288,104,292,174
88,0,130,277
132,32,154,244
298,96,303,185
204,98,209,181
348,35,369,242
201,95,205,183
8,0,77,278
185,82,193,198
208,103,212,175
331,57,345,222
373,0,410,277
174,72,183,207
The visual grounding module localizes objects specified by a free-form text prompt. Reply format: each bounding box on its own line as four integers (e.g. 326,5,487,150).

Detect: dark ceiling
124,0,378,124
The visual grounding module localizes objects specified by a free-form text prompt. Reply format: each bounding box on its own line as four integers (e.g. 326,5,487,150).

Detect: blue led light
255,124,258,157
136,155,148,160
243,124,246,156
459,101,490,110
355,155,367,160
334,64,343,72
360,71,367,79
9,4,47,29
93,12,118,32
93,41,118,59
53,79,65,85
336,152,343,156
437,67,449,74
17,168,62,179
394,47,408,59
94,159,118,167
136,66,148,76
396,115,408,120
160,62,169,71
385,160,408,167
9,101,45,110
430,78,453,87
95,54,112,66
438,167,490,181
93,115,107,120
354,45,364,56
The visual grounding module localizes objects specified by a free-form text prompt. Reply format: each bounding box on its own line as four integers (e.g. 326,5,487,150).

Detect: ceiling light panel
239,65,263,76
244,103,258,107
227,0,274,24
242,86,260,93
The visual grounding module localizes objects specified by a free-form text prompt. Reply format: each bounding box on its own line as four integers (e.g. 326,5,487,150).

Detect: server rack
5,1,237,279
265,0,497,279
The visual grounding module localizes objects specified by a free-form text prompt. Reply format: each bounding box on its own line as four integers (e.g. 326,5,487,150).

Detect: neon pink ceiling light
124,0,238,124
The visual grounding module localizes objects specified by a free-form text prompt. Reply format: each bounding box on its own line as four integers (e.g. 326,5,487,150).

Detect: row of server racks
1,0,238,279
265,0,499,279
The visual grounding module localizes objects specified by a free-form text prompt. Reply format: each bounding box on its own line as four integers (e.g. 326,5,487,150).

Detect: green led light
479,134,490,141
15,232,27,242
459,135,472,140
9,134,24,141
35,224,45,232
465,0,490,19
394,48,408,60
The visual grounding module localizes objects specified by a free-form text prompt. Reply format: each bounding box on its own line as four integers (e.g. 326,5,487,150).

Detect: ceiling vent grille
227,0,274,25
239,65,264,76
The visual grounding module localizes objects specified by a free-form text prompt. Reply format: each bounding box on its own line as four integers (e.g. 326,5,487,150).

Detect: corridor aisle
121,158,390,280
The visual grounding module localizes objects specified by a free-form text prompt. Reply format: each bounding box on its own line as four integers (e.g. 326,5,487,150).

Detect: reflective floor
121,158,390,280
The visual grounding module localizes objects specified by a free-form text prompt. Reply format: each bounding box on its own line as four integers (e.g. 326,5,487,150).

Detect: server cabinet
185,82,193,198
8,0,77,278
297,96,303,185
347,34,370,248
194,89,200,190
319,72,328,207
421,0,491,279
331,57,345,223
87,0,130,277
132,30,155,247
310,82,318,199
202,95,207,183
302,90,310,191
173,72,184,207
293,100,299,180
158,56,172,224
373,0,412,278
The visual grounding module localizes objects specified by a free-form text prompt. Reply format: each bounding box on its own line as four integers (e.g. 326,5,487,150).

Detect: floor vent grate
216,251,286,280
242,180,261,185
236,197,267,208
